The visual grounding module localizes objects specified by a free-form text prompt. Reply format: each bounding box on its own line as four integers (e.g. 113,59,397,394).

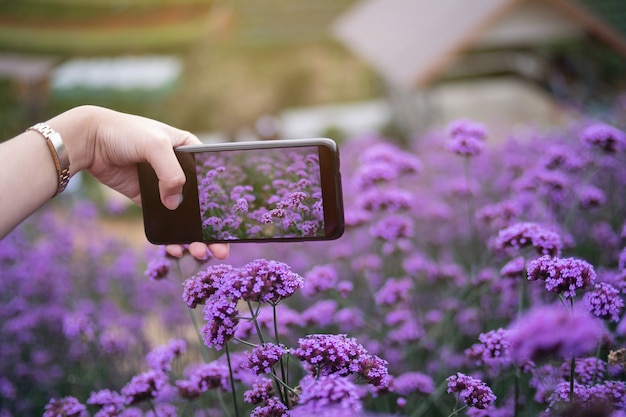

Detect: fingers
165,244,184,258
145,130,199,211
208,243,230,260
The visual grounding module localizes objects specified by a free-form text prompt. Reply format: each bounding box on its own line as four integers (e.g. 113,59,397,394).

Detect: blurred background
1,0,626,222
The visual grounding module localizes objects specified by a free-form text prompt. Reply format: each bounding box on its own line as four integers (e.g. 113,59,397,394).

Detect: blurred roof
333,0,626,88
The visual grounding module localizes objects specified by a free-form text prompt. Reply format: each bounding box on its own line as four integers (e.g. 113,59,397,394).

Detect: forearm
0,106,96,238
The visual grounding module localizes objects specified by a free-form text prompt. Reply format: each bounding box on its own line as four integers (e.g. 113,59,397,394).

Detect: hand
58,106,229,260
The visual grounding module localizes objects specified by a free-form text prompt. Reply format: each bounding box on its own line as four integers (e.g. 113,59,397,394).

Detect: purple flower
477,328,511,367
357,354,389,387
201,296,239,350
578,185,607,209
245,343,287,375
374,277,413,305
560,357,607,385
301,265,338,297
494,222,563,257
446,372,496,410
250,397,288,417
121,370,168,405
527,255,596,298
43,397,88,417
392,372,435,395
500,256,525,279
369,214,414,242
87,389,124,417
293,374,362,414
584,282,624,322
446,118,487,157
176,361,231,399
357,189,413,212
580,123,626,153
238,259,304,304
508,304,604,363
293,334,368,377
233,198,249,213
144,247,171,281
182,264,234,309
243,378,275,404
146,339,186,373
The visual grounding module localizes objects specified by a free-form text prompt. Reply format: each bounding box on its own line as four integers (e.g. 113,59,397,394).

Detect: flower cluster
527,255,596,298
446,372,496,410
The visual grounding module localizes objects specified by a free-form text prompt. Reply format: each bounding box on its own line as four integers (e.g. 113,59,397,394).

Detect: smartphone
138,138,344,244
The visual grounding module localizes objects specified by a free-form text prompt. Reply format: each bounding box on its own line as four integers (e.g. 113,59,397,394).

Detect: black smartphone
138,138,344,244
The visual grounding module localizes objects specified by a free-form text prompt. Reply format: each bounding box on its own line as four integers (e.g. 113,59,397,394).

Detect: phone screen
138,139,344,244
193,146,325,240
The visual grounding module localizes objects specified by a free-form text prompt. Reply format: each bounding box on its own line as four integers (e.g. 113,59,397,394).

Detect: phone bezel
139,138,344,244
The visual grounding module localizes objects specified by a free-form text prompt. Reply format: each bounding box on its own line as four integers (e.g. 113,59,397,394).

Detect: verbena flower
446,118,488,157
43,396,88,417
477,328,511,367
120,370,168,405
392,372,435,395
201,296,239,350
301,265,338,297
238,259,304,304
182,264,234,309
494,222,563,257
527,255,596,298
243,378,275,405
584,282,624,322
87,389,124,417
580,122,626,153
293,334,367,377
146,339,186,373
250,397,288,417
509,304,603,363
560,357,607,385
374,277,413,305
176,361,231,400
446,372,496,410
245,343,287,375
292,374,362,414
357,354,389,386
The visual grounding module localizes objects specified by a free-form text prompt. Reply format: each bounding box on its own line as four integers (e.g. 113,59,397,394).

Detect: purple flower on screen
392,372,435,395
508,304,603,363
446,372,496,410
244,378,274,404
43,396,88,417
293,334,368,377
121,370,168,405
233,198,249,213
293,374,362,414
146,339,186,373
580,122,626,153
245,343,287,375
527,255,596,298
301,265,338,297
584,282,624,322
182,264,234,309
494,222,563,257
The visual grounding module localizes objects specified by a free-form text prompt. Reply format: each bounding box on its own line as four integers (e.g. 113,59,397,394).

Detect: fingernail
164,194,183,210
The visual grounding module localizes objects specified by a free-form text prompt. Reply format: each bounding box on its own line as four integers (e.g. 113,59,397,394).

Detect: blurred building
333,0,626,134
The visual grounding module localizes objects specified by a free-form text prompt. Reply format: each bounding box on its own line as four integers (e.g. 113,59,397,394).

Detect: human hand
52,105,229,260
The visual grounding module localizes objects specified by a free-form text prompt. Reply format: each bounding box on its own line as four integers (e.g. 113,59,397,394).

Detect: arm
0,105,228,259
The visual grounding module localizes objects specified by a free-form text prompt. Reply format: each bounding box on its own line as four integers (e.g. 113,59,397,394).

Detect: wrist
45,105,100,176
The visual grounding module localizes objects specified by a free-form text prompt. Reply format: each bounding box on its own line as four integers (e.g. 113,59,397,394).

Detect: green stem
247,300,266,344
592,341,602,386
225,343,241,417
273,303,290,407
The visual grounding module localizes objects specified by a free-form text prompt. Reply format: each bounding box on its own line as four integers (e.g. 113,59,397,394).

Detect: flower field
2,117,626,417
